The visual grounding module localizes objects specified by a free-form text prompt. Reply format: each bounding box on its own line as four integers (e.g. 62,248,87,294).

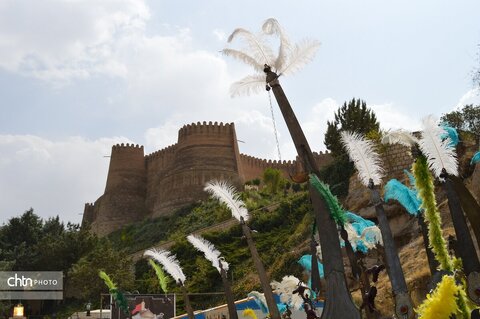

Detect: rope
268,90,282,161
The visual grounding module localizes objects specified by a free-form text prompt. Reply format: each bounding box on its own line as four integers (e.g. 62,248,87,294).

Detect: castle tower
89,143,147,236
146,122,243,217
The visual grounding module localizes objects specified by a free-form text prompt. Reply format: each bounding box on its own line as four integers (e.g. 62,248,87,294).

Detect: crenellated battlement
178,121,234,142
112,143,144,151
239,154,295,167
145,144,178,162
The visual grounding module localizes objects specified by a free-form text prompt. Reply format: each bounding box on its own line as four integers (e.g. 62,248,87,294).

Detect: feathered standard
419,115,458,178
187,234,228,273
223,18,320,97
98,271,129,314
204,180,249,221
340,131,384,186
144,248,186,285
381,129,419,147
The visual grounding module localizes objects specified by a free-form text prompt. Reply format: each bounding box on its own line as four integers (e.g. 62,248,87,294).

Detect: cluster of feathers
148,259,169,293
187,234,229,273
340,131,384,187
98,271,129,315
143,248,186,285
381,116,459,179
271,275,308,311
223,18,320,97
204,180,249,222
309,173,382,255
416,275,460,319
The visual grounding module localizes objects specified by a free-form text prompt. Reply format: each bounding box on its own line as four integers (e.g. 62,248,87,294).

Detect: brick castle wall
83,122,331,236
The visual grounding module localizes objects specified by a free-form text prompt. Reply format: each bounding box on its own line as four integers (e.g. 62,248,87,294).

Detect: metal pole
265,66,360,319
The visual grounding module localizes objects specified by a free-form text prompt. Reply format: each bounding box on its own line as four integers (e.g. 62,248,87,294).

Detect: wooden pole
219,262,238,319
181,285,195,319
241,218,281,319
265,66,360,319
369,181,414,319
442,172,480,304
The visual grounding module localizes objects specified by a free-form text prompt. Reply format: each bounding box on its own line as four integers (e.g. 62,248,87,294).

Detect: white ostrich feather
419,115,458,178
144,248,186,285
227,28,275,66
223,19,319,98
229,74,266,97
340,131,384,187
187,234,224,273
220,259,230,272
278,39,320,77
271,275,303,310
204,180,249,221
222,48,265,73
262,18,292,71
381,129,419,147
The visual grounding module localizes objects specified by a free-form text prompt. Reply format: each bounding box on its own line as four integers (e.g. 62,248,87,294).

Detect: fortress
82,121,332,236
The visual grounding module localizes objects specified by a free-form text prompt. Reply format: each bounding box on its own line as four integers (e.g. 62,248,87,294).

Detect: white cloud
0,134,133,224
213,29,226,41
454,88,480,110
370,102,421,132
0,0,149,83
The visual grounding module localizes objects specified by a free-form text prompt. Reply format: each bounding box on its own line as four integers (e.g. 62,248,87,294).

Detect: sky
1,0,480,225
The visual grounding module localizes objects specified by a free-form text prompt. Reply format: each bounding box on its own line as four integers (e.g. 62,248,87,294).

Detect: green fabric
309,174,347,226
412,157,453,271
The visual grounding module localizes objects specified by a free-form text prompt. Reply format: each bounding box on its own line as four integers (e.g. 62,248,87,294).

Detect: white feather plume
229,74,266,97
187,234,226,273
271,275,304,310
204,180,249,221
227,28,275,66
418,115,458,178
278,39,320,77
223,19,319,97
220,259,230,272
144,248,186,285
340,131,384,187
222,48,265,73
381,129,419,147
262,18,292,72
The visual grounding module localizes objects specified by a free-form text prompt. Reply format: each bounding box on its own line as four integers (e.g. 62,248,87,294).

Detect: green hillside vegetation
115,185,315,312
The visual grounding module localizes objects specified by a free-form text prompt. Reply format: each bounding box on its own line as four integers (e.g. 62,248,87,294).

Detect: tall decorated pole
204,181,281,319
418,116,480,305
223,18,360,319
341,131,414,319
143,249,194,319
187,234,238,319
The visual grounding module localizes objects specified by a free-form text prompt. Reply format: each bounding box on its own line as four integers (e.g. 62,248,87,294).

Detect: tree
263,168,284,194
441,104,480,139
324,98,380,157
67,240,135,303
